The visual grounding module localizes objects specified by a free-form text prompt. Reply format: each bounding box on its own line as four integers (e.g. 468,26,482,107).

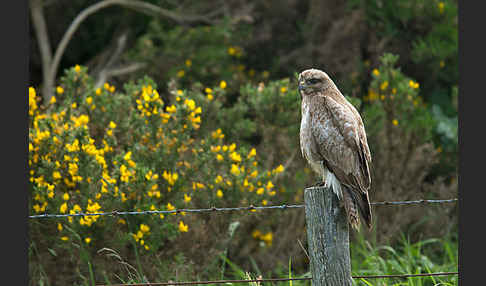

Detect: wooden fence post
304,186,353,286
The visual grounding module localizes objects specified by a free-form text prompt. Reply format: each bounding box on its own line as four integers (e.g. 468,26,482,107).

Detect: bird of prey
298,68,372,230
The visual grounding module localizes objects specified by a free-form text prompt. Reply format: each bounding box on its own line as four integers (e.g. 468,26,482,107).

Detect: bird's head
298,68,334,97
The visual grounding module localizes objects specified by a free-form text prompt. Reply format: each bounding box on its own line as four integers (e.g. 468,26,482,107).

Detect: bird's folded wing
310,95,371,193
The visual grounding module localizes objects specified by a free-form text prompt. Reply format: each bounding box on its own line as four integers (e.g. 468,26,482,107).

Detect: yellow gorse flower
120,164,136,183
184,99,196,111
252,230,261,239
216,189,223,198
140,224,150,233
52,171,62,180
273,164,284,174
409,80,419,89
57,86,64,94
260,232,273,246
71,114,89,128
215,175,223,184
229,152,242,162
29,87,38,116
220,80,227,89
252,230,273,246
166,105,177,113
178,221,189,232
380,81,389,91
247,148,256,158
167,202,175,212
60,202,68,213
438,2,445,14
266,181,274,190
231,164,241,176
212,129,224,139
163,171,178,186
192,182,206,190
184,194,191,203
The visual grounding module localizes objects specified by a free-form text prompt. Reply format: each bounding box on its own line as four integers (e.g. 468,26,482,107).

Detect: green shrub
29,65,286,254
354,53,457,242
126,18,261,93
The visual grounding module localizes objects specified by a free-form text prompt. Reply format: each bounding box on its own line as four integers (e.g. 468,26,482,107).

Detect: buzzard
298,68,372,230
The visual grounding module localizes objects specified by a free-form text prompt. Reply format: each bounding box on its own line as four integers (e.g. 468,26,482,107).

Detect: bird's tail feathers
342,187,372,230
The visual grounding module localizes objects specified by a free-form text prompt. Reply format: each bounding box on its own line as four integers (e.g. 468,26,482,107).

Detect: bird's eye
307,78,321,84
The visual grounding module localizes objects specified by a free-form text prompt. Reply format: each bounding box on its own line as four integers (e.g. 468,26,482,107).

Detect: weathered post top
304,186,352,286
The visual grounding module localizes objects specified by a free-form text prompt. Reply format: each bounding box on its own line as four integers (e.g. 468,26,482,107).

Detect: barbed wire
96,271,458,286
370,198,458,206
29,198,457,219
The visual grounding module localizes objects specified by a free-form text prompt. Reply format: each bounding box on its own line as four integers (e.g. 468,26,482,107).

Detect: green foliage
127,18,256,92
349,0,458,84
348,1,458,163
218,78,300,143
431,105,457,152
410,1,458,82
363,53,436,146
351,233,458,286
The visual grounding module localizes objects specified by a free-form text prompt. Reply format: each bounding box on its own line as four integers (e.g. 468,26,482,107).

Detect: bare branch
119,0,216,25
96,62,147,89
29,0,53,102
45,0,221,101
106,62,147,77
93,32,129,88
105,33,128,71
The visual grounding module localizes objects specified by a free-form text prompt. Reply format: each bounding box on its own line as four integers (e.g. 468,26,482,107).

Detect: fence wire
29,196,458,285
96,271,459,286
29,198,457,219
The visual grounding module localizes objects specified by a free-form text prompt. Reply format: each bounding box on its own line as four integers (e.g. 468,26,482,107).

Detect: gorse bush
351,54,457,241
29,65,286,253
363,53,435,144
